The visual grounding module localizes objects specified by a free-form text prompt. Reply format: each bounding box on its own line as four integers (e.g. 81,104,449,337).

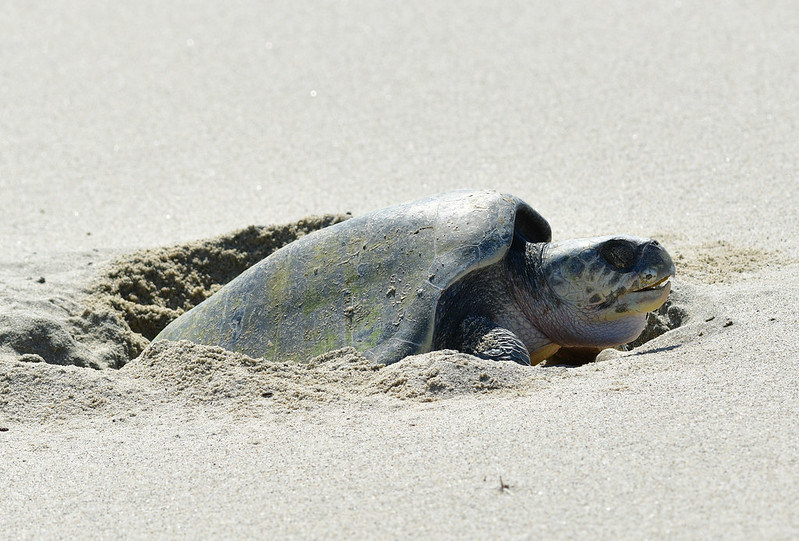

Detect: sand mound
0,357,151,423
0,264,139,369
0,339,553,424
125,341,379,412
374,350,542,400
124,341,547,413
0,304,146,370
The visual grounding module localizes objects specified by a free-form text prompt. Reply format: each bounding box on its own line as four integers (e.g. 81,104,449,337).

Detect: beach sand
2,1,798,538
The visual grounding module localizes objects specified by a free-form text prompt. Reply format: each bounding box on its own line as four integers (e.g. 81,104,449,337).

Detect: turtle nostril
599,239,637,272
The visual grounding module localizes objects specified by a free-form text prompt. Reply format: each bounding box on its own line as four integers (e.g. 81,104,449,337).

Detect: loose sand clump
0,269,139,370
373,350,542,400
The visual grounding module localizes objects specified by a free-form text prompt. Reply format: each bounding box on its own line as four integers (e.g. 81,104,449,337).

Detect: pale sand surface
2,1,799,538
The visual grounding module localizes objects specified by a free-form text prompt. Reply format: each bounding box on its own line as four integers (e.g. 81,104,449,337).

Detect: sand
2,0,799,538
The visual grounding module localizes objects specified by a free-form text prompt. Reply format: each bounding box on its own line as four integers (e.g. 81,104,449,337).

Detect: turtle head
535,235,675,348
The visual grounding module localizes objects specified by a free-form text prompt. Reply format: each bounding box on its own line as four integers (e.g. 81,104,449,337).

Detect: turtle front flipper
458,315,534,366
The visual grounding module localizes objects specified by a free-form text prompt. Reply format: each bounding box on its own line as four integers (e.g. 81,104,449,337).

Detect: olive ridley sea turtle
154,191,675,365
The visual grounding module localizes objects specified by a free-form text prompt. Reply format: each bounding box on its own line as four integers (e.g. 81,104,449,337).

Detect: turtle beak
637,240,675,287
622,241,675,311
608,240,675,318
625,279,672,313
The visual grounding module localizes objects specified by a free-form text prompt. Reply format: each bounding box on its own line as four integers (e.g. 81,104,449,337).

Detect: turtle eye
599,239,638,271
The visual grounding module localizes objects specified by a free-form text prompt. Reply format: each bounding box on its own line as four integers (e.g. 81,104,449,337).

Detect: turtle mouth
620,275,672,313
635,275,671,293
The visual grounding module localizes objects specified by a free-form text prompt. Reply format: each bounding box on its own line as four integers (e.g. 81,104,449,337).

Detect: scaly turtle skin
154,191,675,365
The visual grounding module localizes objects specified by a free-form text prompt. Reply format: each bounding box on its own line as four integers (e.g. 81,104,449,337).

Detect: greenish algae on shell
153,191,551,364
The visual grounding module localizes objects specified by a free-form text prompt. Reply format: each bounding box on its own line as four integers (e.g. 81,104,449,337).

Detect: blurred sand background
2,0,798,538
